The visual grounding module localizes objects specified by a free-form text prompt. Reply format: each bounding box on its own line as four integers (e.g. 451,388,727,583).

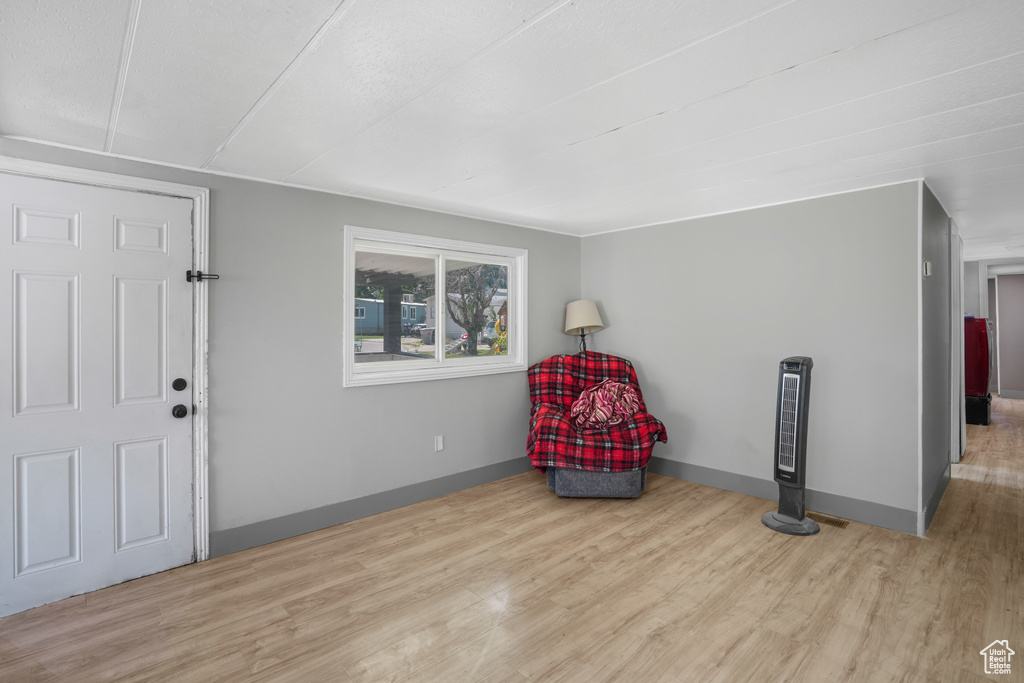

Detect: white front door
0,173,195,617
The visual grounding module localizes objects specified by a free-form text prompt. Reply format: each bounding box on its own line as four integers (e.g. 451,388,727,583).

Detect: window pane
443,260,509,358
344,226,526,387
354,250,435,364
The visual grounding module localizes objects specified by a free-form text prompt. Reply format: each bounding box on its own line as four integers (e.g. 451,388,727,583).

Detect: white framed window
354,306,366,319
344,225,528,387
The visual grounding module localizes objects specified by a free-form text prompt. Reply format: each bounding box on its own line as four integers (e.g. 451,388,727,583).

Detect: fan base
761,511,820,536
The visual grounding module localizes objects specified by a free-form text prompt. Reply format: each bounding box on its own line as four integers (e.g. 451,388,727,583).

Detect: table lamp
564,299,604,352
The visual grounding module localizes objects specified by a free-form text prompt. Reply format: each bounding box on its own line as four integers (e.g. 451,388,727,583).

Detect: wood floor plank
1,396,1022,681
400,597,576,683
706,626,811,683
345,598,510,682
473,663,531,683
0,634,58,682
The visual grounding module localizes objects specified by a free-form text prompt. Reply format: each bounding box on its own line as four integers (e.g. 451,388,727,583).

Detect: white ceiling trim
17,132,1023,254
963,239,1024,260
1,134,579,237
987,262,1024,274
578,178,926,237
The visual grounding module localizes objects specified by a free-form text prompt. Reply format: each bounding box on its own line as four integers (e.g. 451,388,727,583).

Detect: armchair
527,351,667,497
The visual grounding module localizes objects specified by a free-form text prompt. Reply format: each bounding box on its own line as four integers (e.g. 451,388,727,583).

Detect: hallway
926,394,1023,677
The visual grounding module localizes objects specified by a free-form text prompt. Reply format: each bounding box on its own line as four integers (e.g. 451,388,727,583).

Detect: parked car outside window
481,320,498,343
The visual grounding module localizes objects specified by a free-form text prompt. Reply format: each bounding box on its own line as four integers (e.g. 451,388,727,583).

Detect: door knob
172,378,188,391
172,404,189,418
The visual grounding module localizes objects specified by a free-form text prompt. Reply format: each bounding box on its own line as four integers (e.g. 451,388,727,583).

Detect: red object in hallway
965,317,990,397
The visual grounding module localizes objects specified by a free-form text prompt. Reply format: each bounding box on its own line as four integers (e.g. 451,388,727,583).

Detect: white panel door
0,173,195,617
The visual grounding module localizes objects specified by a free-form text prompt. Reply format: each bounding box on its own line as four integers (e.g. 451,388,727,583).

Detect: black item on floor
966,393,991,426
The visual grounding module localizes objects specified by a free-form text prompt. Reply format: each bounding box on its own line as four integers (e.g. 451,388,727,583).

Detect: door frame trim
0,156,211,562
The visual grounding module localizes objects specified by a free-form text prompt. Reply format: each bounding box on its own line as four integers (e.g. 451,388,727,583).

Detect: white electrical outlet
434,435,444,452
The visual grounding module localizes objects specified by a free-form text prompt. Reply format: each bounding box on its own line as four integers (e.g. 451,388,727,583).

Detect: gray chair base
546,466,647,498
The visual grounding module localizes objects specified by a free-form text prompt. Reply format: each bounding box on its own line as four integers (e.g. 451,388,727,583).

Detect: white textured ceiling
4,0,1024,256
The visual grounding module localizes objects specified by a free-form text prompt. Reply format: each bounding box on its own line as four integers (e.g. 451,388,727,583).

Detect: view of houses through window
352,252,434,365
440,260,509,360
353,255,508,363
344,226,524,386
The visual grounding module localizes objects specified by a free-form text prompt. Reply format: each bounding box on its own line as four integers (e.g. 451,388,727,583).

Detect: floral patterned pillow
570,379,641,430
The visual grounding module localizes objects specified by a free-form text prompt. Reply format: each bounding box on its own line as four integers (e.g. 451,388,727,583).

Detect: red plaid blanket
527,352,667,472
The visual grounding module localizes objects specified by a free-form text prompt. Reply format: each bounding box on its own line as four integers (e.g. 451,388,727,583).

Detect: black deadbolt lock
172,378,188,391
172,404,189,419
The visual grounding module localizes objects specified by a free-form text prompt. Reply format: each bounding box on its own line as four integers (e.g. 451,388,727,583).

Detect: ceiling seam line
346,0,999,205
562,46,1024,154
406,20,1024,207
504,122,1024,225
200,0,358,170
281,0,577,181
486,94,1024,216
104,0,143,153
339,0,800,196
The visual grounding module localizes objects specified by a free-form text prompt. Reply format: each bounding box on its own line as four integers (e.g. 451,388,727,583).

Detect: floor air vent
804,512,849,529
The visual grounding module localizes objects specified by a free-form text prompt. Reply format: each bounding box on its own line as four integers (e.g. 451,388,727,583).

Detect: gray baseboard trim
999,389,1024,400
648,457,778,500
210,458,534,558
923,463,951,531
648,457,918,535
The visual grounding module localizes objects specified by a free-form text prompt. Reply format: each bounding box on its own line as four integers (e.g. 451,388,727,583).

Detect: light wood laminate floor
2,399,1022,682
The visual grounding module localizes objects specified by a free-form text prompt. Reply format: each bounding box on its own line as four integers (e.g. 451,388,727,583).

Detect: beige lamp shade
564,299,605,335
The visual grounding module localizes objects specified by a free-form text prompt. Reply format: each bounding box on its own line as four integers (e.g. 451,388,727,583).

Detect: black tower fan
762,356,819,535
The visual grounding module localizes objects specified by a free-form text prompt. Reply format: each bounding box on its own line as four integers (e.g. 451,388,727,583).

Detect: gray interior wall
581,183,922,517
996,274,1024,399
963,261,980,317
0,138,582,536
920,183,951,530
978,258,1024,317
3,137,951,539
983,269,992,317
